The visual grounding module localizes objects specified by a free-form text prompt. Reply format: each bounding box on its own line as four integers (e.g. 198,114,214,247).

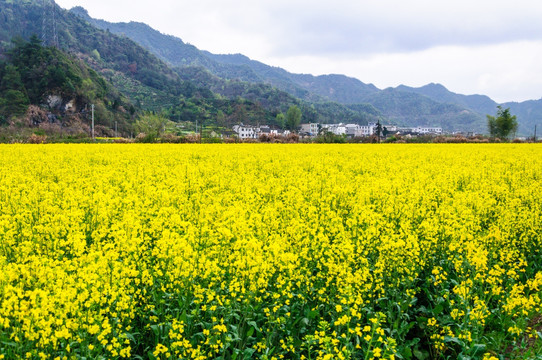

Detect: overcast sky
54,0,542,103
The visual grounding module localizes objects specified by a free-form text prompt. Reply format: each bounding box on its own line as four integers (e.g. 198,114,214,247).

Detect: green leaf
471,344,487,356
400,347,412,359
247,326,255,337
308,309,319,319
406,337,420,347
247,321,260,333
444,336,463,346
124,332,138,343
1,341,18,347
244,348,256,358
416,316,428,330
150,324,160,336
413,349,427,360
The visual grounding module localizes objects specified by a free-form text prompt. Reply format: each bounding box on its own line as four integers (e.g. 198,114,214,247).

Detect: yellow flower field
0,144,541,359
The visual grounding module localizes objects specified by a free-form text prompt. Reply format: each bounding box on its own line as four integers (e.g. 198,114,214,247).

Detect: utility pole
91,104,95,140
41,0,47,44
51,0,58,48
41,0,59,47
534,125,537,143
115,121,118,137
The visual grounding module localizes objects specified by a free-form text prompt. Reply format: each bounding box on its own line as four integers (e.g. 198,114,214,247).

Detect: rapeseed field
0,144,540,359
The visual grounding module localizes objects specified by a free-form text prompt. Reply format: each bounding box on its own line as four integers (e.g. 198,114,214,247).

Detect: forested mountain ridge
0,0,191,111
395,83,498,116
70,7,381,104
69,5,542,135
1,1,539,136
0,0,383,134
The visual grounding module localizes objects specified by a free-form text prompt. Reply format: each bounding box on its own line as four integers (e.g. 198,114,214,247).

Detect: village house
320,124,347,136
322,123,379,137
413,126,443,135
233,122,442,139
233,124,291,139
300,123,319,135
232,124,260,139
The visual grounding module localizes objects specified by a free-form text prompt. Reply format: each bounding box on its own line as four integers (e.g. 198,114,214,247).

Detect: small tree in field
135,112,170,142
487,106,518,139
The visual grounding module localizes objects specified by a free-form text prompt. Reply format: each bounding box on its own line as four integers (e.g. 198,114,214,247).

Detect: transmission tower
41,0,59,48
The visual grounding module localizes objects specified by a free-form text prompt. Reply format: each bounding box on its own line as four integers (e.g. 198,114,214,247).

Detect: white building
233,124,291,139
232,124,260,139
344,124,360,137
321,123,347,136
358,125,376,136
271,129,291,136
300,123,319,135
321,123,381,137
414,126,443,135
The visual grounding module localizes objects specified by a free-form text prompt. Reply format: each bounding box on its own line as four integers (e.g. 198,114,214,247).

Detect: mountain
395,83,498,116
203,52,381,103
70,7,523,133
70,7,380,105
0,0,382,135
0,0,194,110
503,99,542,136
61,4,384,125
360,88,487,132
2,1,539,136
395,83,541,135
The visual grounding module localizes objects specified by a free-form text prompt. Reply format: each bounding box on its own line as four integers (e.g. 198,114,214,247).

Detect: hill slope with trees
0,0,383,139
0,35,134,139
1,1,539,137
69,5,542,135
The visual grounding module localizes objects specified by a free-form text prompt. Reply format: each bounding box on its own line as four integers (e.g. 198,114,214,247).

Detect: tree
0,90,30,118
0,64,29,118
487,106,518,139
286,105,302,131
135,112,171,142
275,113,285,129
374,121,383,143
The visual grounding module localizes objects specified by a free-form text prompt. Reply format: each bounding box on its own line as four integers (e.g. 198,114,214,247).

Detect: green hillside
68,8,387,109
396,83,498,116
